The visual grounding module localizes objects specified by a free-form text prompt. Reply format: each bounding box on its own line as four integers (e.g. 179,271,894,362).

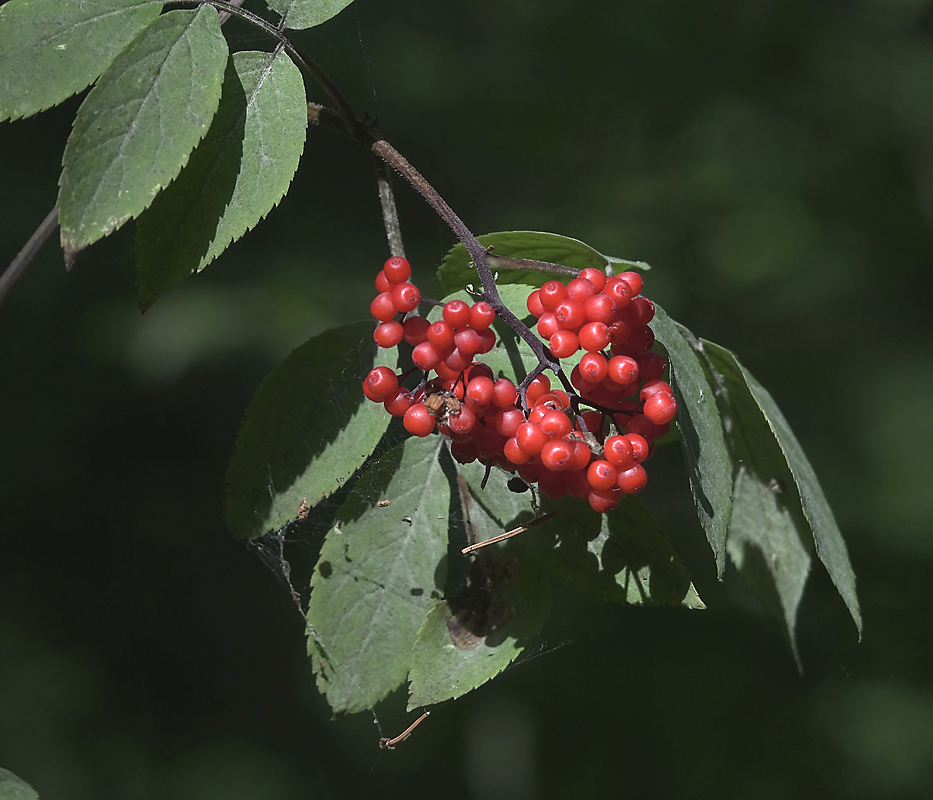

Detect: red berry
363,366,398,401
640,379,673,401
466,376,495,406
383,387,413,416
625,324,655,353
578,321,610,352
603,278,633,309
587,487,620,513
374,320,404,348
403,316,430,345
626,413,657,441
607,321,633,346
584,293,616,324
412,341,443,371
525,375,551,405
587,460,618,491
644,392,678,425
555,298,586,331
404,404,436,437
579,268,607,292
375,270,391,292
625,433,650,463
539,408,573,439
427,320,455,351
608,355,639,386
566,277,597,303
370,292,397,322
475,327,496,354
447,405,477,435
537,312,560,340
516,421,549,456
453,328,482,357
503,436,530,465
617,464,648,494
383,256,411,283
636,351,666,382
617,270,643,296
549,329,579,358
443,300,471,328
570,440,592,472
539,280,568,311
492,378,518,408
540,438,575,471
604,435,636,470
620,296,655,326
444,348,471,373
495,408,525,437
579,352,609,383
526,290,545,317
391,282,421,314
469,301,496,330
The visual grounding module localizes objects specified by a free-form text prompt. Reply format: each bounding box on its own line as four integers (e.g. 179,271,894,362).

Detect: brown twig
378,711,430,750
0,206,59,307
461,511,558,554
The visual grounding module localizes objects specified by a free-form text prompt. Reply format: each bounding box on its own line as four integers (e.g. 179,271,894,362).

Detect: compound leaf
0,0,162,122
437,231,649,296
58,7,227,263
267,0,356,29
702,342,860,646
307,436,453,715
651,304,732,577
136,49,307,308
225,321,396,540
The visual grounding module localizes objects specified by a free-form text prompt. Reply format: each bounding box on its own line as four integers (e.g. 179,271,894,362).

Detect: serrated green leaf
0,0,162,122
458,461,704,609
307,436,454,715
703,342,861,642
430,285,539,383
267,0,356,29
225,321,396,540
57,7,227,262
651,304,732,577
136,49,307,308
436,231,649,297
0,767,39,800
701,341,822,662
407,543,550,710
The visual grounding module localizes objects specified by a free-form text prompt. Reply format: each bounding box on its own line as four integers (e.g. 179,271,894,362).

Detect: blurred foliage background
2,0,933,797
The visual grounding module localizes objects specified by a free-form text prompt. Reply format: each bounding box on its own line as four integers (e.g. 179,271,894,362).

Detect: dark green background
2,0,932,797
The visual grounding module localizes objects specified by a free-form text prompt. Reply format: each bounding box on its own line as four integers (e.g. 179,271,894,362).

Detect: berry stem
487,253,581,278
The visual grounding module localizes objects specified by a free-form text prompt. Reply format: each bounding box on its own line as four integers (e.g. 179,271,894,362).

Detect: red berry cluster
362,258,677,513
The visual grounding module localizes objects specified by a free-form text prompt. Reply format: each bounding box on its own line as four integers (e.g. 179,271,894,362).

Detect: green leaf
136,49,307,308
407,544,550,710
0,0,162,122
436,231,650,297
703,342,861,641
307,436,454,715
57,7,227,263
431,285,539,384
267,0,356,30
0,767,39,800
651,304,732,577
224,321,396,540
458,461,704,609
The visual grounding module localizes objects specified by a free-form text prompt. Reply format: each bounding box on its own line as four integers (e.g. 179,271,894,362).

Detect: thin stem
371,140,565,397
0,206,59,307
379,711,430,750
460,511,558,554
487,253,580,278
376,159,405,257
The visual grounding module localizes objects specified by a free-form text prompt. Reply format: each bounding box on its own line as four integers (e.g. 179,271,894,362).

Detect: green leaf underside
0,0,162,123
224,321,396,540
651,304,732,577
407,461,551,708
436,231,648,297
433,285,539,384
458,461,703,609
267,0,356,30
307,436,453,715
57,7,227,260
0,767,39,800
701,342,817,661
704,343,861,639
136,50,307,308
